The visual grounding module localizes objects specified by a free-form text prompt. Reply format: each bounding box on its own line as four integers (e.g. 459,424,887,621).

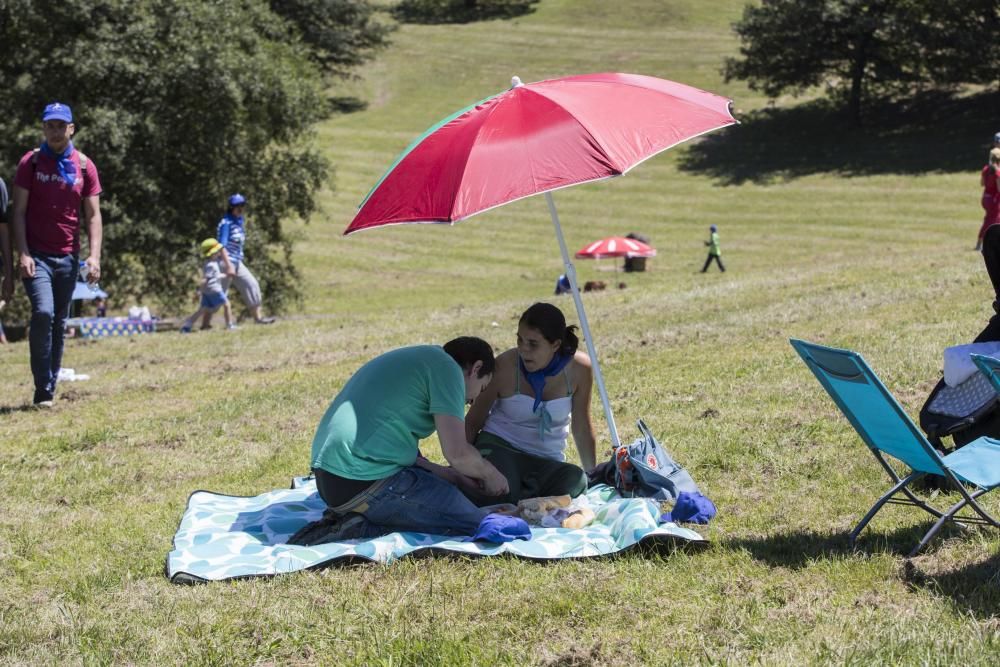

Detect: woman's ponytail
561,325,579,356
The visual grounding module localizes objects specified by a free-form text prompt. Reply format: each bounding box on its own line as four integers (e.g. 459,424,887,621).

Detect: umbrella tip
510,75,523,89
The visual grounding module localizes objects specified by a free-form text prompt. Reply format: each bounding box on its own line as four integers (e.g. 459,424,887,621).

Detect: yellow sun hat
201,238,223,257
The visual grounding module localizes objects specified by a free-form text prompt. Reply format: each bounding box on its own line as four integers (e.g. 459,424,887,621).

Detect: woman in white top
464,302,598,505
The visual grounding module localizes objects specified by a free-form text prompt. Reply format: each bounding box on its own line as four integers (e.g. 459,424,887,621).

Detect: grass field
4,0,1000,664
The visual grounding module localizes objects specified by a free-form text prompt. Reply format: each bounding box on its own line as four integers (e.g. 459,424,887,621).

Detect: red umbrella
575,236,657,260
346,73,737,449
576,236,657,274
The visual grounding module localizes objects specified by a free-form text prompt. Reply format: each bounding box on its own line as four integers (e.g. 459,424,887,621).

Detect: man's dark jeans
23,252,78,402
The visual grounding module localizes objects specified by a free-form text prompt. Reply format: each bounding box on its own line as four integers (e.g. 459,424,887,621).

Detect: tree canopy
724,0,1000,126
0,0,391,316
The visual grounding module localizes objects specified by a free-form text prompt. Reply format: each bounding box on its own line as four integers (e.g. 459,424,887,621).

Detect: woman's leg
531,459,589,499
463,432,525,506
982,225,1000,304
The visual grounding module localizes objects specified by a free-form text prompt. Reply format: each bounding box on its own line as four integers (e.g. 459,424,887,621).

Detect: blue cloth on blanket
165,480,707,583
465,513,532,543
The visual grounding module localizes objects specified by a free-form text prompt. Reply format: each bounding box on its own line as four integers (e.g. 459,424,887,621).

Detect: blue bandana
519,352,572,413
39,141,78,186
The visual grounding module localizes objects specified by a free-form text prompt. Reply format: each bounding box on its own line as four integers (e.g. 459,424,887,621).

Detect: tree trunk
847,47,867,128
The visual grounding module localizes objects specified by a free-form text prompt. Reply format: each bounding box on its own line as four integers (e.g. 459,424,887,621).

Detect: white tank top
482,363,572,461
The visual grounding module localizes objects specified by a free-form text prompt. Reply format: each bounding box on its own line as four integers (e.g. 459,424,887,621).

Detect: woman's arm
219,248,236,276
570,352,598,471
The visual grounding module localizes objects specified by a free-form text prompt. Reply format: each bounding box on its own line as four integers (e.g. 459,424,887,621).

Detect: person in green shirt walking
303,337,510,542
701,224,725,273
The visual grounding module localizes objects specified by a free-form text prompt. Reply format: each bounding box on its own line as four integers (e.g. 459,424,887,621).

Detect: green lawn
3,0,1000,664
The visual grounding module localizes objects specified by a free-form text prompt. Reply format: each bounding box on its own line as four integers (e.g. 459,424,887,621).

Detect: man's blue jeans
23,253,78,401
325,467,489,539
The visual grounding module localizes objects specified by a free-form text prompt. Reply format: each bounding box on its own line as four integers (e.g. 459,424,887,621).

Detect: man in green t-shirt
307,336,509,540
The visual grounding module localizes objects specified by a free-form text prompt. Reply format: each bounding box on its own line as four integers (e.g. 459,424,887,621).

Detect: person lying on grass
463,302,598,506
305,337,510,541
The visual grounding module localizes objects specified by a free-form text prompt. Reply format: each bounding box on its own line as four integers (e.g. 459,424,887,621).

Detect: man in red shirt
11,102,103,407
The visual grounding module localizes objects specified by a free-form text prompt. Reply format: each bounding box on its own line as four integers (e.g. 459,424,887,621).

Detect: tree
912,1,1000,90
0,0,390,317
270,0,394,80
723,0,964,126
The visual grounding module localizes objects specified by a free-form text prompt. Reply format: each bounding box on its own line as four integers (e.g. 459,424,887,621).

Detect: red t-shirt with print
13,148,102,255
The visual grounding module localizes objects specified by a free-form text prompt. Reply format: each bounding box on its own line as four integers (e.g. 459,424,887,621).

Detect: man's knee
31,308,55,325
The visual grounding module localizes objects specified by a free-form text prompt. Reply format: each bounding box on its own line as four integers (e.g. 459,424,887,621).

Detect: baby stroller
918,319,1000,486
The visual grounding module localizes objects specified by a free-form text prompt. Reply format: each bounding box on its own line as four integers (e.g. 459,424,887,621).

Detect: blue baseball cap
994,132,1000,145
662,491,717,524
42,102,73,123
463,513,531,543
710,224,717,232
228,193,247,207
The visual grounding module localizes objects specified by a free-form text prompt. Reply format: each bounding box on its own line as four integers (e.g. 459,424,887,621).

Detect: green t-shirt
310,345,466,480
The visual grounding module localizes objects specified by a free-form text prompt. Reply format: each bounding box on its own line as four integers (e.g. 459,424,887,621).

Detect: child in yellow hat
179,239,235,333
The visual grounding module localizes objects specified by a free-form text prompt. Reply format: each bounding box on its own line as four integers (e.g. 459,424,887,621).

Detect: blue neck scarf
39,141,77,186
519,352,572,413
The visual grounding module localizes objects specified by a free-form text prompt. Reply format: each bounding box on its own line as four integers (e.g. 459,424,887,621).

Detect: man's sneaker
254,316,276,325
179,324,192,334
33,389,54,408
226,323,239,331
287,511,371,546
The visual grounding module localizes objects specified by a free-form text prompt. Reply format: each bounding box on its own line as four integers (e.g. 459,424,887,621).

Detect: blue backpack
614,419,701,501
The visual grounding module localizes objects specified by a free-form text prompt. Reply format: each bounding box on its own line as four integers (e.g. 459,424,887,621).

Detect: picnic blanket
71,317,155,339
166,478,707,583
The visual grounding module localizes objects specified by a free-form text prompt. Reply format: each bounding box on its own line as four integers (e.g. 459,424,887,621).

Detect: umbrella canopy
576,236,656,260
345,73,737,449
346,73,736,233
72,281,107,301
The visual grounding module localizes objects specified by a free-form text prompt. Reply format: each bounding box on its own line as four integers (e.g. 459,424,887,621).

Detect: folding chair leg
898,485,946,519
908,487,1000,557
909,497,969,557
850,473,922,547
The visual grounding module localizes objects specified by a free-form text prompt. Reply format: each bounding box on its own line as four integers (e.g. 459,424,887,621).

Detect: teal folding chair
791,339,1000,556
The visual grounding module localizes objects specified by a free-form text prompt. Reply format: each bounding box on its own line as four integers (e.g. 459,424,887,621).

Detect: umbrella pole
545,192,622,452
